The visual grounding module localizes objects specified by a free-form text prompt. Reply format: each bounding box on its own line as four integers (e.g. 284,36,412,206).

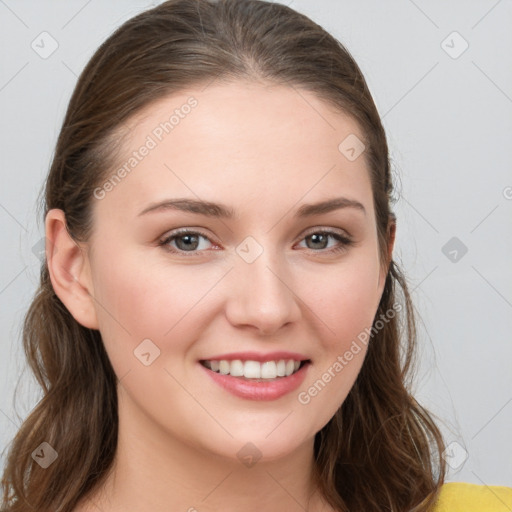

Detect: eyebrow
138,196,366,219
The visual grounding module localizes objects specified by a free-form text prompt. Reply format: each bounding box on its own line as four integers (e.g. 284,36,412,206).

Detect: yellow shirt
433,482,512,511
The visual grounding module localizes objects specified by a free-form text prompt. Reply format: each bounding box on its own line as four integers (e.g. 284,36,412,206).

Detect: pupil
309,233,327,249
177,234,198,251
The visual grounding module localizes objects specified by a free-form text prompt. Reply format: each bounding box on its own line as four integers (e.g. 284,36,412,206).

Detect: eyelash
158,228,354,257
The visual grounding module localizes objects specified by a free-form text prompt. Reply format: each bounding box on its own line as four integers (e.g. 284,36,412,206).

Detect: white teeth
261,361,277,379
230,359,244,377
202,358,305,379
244,360,261,378
219,360,230,375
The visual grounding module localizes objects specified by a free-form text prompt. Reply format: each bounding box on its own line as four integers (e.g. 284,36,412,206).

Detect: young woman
1,1,511,511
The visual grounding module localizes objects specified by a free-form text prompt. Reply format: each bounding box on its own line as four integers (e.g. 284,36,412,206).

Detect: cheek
89,247,210,375
295,254,382,423
302,250,383,348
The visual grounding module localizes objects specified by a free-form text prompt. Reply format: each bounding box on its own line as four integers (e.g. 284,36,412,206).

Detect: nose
224,245,302,336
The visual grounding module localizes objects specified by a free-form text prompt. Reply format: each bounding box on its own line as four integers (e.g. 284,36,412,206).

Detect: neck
78,386,332,512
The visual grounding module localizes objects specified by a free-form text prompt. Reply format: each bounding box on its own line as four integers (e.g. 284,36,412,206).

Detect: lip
199,351,309,363
198,360,311,401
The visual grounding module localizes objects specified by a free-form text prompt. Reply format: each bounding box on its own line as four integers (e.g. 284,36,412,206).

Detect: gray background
1,0,511,487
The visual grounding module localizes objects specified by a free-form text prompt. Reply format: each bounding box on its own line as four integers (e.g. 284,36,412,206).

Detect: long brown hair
1,1,446,510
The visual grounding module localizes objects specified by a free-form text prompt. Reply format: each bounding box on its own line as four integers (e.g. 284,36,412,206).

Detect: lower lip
199,361,311,401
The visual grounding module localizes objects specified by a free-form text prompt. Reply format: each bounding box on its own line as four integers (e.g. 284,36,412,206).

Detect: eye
296,229,354,255
159,229,215,255
158,228,354,256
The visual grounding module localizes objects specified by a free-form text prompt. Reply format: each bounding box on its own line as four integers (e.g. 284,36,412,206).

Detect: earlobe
45,208,99,330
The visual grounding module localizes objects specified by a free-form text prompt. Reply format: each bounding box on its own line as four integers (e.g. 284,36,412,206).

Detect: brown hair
1,0,446,510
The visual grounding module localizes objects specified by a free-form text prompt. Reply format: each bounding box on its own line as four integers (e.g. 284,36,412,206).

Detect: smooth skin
46,80,395,512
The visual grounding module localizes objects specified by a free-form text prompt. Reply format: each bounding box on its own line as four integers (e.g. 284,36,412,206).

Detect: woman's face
81,81,389,462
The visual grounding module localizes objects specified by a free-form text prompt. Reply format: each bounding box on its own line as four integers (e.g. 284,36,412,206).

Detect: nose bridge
227,234,300,333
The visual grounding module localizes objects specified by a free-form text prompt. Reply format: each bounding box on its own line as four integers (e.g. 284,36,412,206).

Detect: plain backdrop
1,0,511,487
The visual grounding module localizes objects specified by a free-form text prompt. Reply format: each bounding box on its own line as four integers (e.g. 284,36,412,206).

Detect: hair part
1,1,446,510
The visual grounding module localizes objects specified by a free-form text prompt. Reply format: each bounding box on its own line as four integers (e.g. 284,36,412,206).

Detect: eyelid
162,227,213,240
298,225,352,240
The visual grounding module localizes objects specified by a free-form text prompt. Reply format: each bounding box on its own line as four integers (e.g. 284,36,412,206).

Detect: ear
45,208,99,330
378,214,396,293
386,214,396,264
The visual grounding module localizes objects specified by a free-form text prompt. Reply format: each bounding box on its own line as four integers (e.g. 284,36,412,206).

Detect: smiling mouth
199,359,310,381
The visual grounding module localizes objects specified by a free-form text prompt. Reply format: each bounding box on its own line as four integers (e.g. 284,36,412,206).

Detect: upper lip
200,351,310,363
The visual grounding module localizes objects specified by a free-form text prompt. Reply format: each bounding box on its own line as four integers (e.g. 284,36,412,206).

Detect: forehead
94,81,373,222
124,80,364,149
